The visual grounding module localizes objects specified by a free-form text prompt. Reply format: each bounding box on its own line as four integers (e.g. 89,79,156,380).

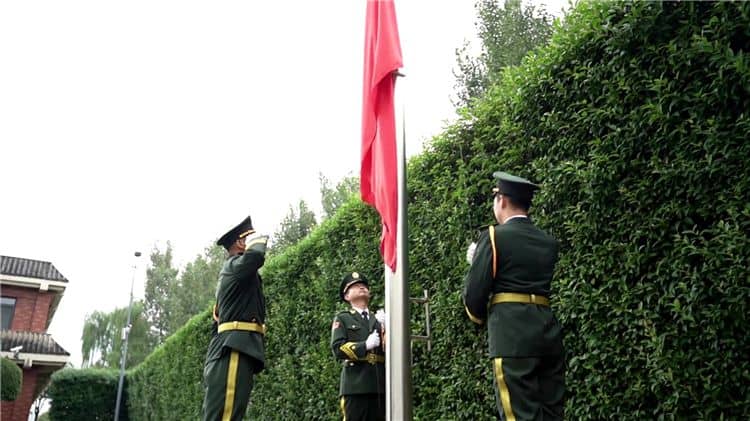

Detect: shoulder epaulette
336,309,354,317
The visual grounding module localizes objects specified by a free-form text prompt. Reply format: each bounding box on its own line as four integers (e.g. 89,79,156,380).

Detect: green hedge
407,2,750,418
47,368,126,420
69,1,750,419
1,357,22,401
126,307,214,420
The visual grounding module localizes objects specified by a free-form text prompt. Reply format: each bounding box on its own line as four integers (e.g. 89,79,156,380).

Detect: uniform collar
350,305,369,315
502,214,529,224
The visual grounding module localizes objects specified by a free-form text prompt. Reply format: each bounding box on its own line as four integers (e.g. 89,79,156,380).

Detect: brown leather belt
491,292,549,307
218,321,267,335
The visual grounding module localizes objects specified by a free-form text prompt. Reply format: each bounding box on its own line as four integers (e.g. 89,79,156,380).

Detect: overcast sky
1,0,569,370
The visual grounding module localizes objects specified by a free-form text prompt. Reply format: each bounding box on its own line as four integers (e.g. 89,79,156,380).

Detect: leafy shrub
1,357,22,401
47,368,126,420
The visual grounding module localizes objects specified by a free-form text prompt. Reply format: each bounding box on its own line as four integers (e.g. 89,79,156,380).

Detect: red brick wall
1,284,54,333
1,284,62,419
1,365,40,421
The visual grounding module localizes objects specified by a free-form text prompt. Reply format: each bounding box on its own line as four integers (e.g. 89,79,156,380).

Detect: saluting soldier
330,272,386,421
202,215,269,421
463,172,565,420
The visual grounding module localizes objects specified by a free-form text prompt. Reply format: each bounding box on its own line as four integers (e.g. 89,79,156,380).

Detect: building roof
0,330,70,356
0,255,69,282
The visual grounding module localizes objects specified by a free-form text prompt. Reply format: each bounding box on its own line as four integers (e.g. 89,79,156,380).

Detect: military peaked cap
492,171,540,206
340,272,369,301
216,215,255,250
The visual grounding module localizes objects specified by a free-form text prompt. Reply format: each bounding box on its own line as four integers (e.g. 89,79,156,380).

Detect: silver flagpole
386,73,412,420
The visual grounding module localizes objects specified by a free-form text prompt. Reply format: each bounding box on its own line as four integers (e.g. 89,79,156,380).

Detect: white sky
1,0,569,373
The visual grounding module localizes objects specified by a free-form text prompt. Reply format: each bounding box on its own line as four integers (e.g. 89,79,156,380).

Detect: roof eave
0,351,70,367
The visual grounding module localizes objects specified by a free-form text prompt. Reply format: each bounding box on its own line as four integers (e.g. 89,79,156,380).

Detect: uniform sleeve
462,229,494,325
331,314,368,361
227,236,268,277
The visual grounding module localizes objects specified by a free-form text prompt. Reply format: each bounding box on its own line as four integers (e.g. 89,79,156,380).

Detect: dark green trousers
202,349,256,421
492,356,565,421
339,394,385,421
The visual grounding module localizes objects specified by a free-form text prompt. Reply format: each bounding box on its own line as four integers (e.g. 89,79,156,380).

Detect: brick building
1,255,70,421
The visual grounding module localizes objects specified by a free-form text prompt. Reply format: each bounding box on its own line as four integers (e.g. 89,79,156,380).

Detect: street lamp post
114,251,141,421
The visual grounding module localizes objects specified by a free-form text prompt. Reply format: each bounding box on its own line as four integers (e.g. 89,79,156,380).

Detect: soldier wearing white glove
203,214,268,421
330,271,386,419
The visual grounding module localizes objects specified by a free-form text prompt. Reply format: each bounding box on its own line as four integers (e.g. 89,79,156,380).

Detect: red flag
361,0,403,271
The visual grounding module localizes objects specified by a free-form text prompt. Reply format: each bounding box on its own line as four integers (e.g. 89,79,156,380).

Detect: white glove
244,233,269,250
375,309,386,331
245,233,268,253
365,329,381,350
245,233,268,244
466,242,477,264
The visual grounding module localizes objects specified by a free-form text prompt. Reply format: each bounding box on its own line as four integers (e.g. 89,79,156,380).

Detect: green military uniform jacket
331,309,386,395
206,239,268,371
463,218,564,357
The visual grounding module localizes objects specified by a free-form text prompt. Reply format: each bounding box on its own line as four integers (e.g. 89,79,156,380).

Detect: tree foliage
454,0,554,106
80,301,153,369
81,243,224,367
143,243,178,343
168,245,225,330
319,172,359,220
270,199,317,254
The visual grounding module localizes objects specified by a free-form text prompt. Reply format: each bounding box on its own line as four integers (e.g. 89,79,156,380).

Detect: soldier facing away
463,172,565,420
202,215,269,421
330,272,386,421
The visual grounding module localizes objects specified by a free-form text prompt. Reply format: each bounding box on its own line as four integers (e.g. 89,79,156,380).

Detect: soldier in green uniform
463,172,565,421
202,215,269,421
330,272,386,421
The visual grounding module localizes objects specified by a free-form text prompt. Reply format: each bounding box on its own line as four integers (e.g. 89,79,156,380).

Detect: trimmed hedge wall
1,357,22,401
407,2,750,418
496,2,750,418
126,306,214,420
47,368,126,420
60,1,750,419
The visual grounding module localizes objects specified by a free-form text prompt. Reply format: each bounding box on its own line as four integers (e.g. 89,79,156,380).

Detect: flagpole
386,73,412,421
360,0,407,417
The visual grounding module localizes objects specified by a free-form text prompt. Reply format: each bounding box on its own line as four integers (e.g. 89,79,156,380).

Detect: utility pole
114,251,141,421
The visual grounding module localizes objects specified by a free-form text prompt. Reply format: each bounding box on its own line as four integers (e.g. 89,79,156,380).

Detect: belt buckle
232,321,240,329
530,294,536,304
366,353,376,365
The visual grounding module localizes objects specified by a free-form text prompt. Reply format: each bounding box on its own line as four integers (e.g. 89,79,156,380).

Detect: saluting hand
245,233,269,245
